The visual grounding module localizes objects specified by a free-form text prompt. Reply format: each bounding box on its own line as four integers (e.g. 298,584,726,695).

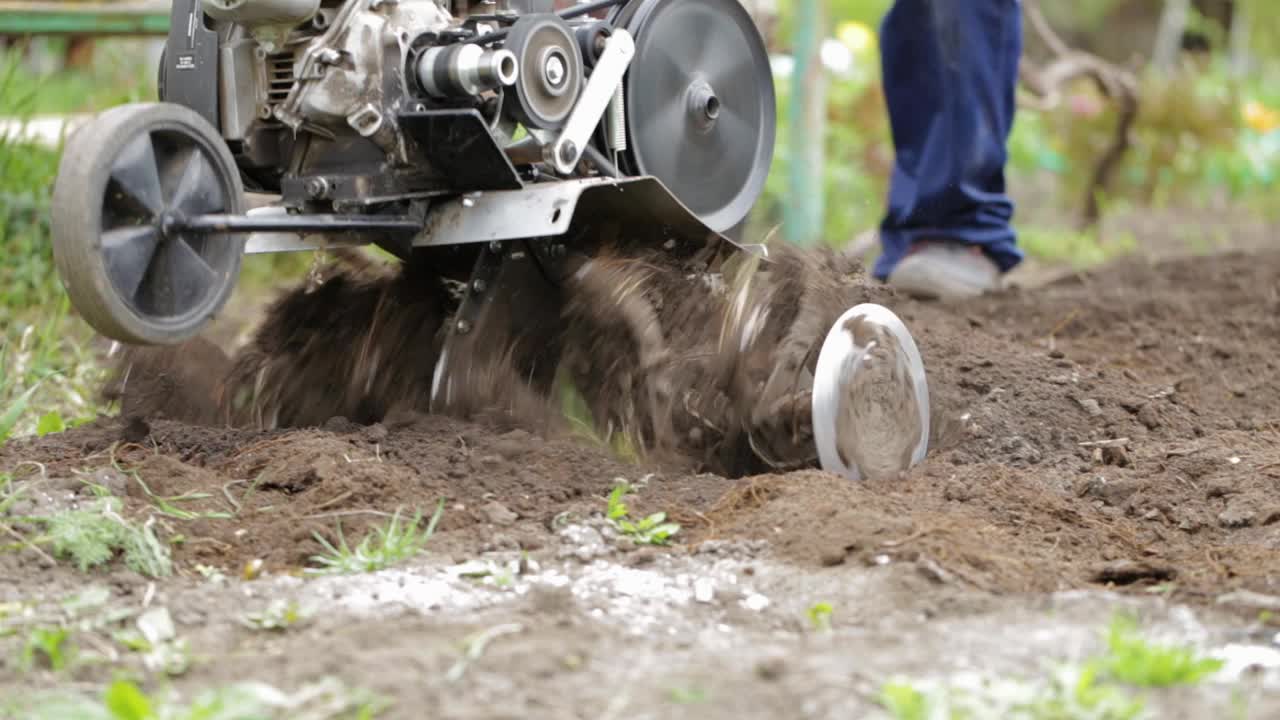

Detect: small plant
33,497,172,578
21,676,389,720
240,600,310,631
878,681,929,720
306,501,444,576
19,625,74,672
1092,614,1225,688
1017,664,1147,720
36,410,66,437
0,371,43,445
667,686,709,704
806,602,834,631
878,665,1148,720
605,482,680,546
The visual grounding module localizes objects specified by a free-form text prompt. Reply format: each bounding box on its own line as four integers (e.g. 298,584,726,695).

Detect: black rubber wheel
51,102,245,346
615,0,776,233
157,46,166,100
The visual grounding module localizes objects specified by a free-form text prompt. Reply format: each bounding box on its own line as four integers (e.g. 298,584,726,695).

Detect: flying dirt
100,240,933,481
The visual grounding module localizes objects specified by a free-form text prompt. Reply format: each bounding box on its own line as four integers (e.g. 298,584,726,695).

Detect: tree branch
1018,0,1141,229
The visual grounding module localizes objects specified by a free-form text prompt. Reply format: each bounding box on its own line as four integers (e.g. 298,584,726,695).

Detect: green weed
114,460,233,522
1092,614,1225,688
806,602,834,631
605,482,680,546
19,625,74,672
240,600,310,632
32,497,172,578
306,502,444,576
879,682,930,720
876,614,1228,720
18,676,389,720
667,686,710,704
878,665,1146,720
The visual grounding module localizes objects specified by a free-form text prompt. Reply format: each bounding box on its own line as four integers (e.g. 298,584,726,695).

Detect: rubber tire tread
50,102,245,346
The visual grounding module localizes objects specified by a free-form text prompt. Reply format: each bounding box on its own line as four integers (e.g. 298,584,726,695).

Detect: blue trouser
873,0,1024,280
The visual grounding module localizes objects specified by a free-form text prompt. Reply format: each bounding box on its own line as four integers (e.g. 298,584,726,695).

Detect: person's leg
873,0,1023,296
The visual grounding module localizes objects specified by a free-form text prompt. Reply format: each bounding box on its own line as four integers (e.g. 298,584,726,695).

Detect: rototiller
49,0,929,480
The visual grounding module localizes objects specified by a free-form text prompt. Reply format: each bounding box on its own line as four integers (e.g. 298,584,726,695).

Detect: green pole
783,0,825,246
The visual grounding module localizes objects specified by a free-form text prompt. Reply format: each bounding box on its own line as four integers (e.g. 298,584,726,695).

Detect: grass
878,614,1228,720
15,676,389,720
0,44,328,440
1096,614,1225,688
8,490,174,579
1,50,113,440
305,501,445,576
1017,225,1139,269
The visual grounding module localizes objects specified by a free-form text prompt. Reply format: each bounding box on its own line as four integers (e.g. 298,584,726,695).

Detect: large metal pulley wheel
51,102,245,346
503,14,585,130
613,0,776,234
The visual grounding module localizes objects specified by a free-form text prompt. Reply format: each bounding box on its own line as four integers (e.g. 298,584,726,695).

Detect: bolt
544,55,566,87
558,140,577,167
456,319,471,334
471,279,487,294
488,241,503,254
305,177,331,199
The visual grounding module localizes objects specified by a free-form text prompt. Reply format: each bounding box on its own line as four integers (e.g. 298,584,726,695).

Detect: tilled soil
2,248,1279,717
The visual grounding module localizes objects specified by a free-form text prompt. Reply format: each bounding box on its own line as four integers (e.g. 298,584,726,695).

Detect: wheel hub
159,210,184,239
687,81,721,132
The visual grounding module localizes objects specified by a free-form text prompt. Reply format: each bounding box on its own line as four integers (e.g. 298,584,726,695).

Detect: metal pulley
611,0,776,234
501,14,585,130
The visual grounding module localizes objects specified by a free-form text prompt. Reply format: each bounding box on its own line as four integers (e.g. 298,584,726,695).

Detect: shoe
886,241,1001,300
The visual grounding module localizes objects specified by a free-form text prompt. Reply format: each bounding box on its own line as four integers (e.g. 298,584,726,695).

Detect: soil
2,246,1279,718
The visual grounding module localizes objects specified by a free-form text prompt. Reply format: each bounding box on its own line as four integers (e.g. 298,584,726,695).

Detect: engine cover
201,0,321,48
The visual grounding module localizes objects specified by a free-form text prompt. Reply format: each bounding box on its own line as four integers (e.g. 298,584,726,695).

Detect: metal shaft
177,213,422,234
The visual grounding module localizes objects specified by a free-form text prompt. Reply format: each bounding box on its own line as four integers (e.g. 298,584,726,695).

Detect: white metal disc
811,303,930,481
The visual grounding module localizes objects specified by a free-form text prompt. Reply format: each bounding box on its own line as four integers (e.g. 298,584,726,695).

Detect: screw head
305,177,331,199
544,55,566,87
558,140,577,167
456,319,471,334
471,279,487,294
